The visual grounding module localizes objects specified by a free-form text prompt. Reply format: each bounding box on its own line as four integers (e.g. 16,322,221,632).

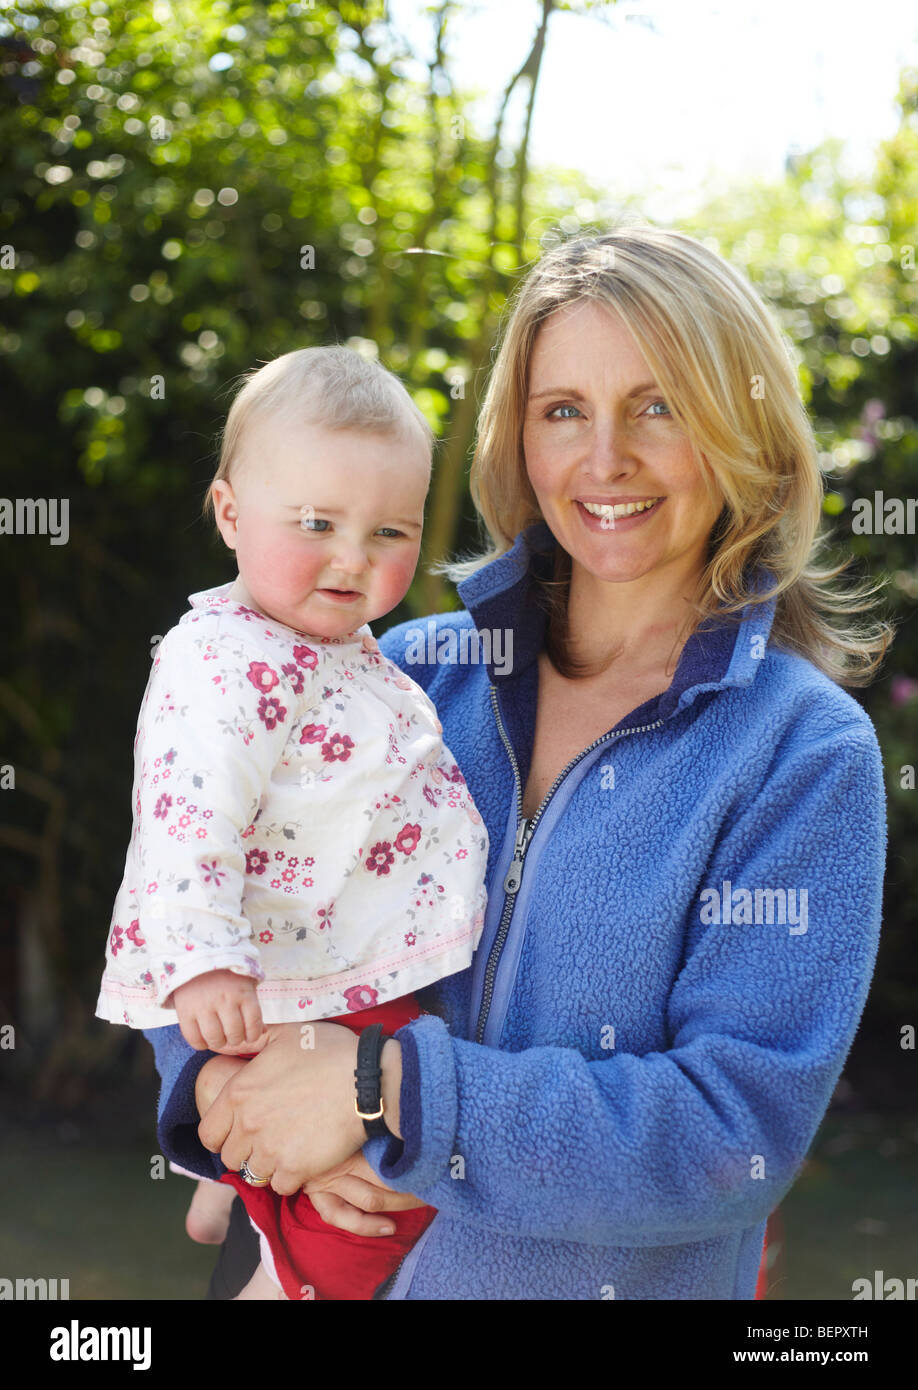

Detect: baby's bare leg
234,1261,289,1300
186,1179,237,1245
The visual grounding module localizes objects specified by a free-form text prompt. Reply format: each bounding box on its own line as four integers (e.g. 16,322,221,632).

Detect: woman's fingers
306,1173,422,1213
306,1190,396,1237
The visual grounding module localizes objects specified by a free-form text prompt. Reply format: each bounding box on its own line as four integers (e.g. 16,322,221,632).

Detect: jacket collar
456,519,777,723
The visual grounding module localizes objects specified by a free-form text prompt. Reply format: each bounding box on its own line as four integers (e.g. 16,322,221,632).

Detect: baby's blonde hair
205,345,434,521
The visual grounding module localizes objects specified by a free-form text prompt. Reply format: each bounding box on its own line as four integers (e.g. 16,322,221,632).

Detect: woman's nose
585,416,638,477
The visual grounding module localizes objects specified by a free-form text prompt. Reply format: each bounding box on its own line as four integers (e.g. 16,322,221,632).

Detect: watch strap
354,1022,391,1139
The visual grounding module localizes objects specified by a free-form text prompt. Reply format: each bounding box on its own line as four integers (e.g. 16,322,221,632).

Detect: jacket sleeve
366,720,886,1246
145,1024,227,1180
121,627,302,1005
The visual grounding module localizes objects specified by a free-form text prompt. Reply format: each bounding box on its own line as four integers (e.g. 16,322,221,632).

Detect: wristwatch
354,1022,392,1139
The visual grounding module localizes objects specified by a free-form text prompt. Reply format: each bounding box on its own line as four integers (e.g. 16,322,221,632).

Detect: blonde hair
205,345,434,520
430,225,893,687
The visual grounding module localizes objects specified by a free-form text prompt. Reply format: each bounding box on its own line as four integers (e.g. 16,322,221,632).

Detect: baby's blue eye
299,517,329,532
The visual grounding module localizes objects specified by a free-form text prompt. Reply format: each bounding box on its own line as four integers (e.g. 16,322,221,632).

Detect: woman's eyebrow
528,381,658,400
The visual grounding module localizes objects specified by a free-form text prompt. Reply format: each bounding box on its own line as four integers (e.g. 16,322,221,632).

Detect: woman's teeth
580,498,660,519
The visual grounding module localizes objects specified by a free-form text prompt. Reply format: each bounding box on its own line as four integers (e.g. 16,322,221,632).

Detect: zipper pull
502,816,532,894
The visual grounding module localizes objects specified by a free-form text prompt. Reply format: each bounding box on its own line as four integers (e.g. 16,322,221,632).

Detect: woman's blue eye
549,404,581,419
646,400,671,417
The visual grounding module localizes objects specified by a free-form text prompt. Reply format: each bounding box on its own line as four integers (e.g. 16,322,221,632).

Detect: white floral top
95,584,489,1027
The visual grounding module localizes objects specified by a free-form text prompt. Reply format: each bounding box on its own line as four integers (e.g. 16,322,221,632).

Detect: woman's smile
575,496,665,530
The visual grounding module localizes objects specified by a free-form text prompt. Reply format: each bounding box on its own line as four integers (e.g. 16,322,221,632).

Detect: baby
96,346,489,1299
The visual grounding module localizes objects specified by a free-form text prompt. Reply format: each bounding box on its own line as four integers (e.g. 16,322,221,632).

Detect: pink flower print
271,878,281,888
246,848,269,875
141,971,153,986
394,823,422,856
366,841,395,876
288,857,299,869
202,861,226,886
300,724,327,744
404,931,416,947
293,644,318,671
203,809,213,819
301,877,314,888
179,815,191,829
242,822,256,838
282,663,305,694
303,857,314,867
154,794,172,820
446,763,466,784
168,826,177,836
163,748,177,765
422,785,438,809
259,929,273,944
126,919,145,947
247,661,279,694
110,925,124,955
316,904,333,929
274,850,286,862
282,868,296,883
343,985,378,1012
456,847,467,859
196,827,207,839
163,961,175,976
176,797,186,806
154,757,162,768
146,882,158,895
187,805,197,814
322,733,354,762
257,696,287,729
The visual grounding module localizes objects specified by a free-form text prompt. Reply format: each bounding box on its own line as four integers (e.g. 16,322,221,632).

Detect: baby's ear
210,480,240,550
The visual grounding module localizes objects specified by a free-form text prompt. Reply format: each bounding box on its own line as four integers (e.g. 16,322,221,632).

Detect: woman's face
522,299,723,591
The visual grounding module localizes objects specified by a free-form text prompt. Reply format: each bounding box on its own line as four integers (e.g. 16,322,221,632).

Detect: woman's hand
195,1054,248,1117
303,1152,427,1237
198,1020,369,1192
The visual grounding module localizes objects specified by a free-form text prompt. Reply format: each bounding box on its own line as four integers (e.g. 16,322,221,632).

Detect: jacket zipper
474,683,664,1045
382,687,664,1297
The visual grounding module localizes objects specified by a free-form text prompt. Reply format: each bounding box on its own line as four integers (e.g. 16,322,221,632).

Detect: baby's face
214,413,430,639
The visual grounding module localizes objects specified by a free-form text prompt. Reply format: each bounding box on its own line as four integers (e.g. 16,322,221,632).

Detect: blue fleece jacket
145,519,886,1299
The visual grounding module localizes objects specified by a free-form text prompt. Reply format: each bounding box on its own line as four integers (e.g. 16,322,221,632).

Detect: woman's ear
211,480,240,551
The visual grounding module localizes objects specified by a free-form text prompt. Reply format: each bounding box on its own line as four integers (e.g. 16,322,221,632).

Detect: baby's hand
171,970,268,1055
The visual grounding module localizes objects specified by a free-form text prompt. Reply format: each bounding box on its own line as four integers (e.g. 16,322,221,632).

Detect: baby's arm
172,969,268,1054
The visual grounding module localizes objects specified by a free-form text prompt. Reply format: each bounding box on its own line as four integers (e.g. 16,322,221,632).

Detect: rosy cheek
241,531,322,594
376,554,416,607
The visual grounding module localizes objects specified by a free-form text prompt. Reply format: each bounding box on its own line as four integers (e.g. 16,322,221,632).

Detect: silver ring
240,1159,271,1188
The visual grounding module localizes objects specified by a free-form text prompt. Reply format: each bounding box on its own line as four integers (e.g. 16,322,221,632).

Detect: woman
148,224,890,1299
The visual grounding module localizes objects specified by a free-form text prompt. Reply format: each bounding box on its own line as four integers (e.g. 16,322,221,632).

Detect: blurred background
0,0,916,1299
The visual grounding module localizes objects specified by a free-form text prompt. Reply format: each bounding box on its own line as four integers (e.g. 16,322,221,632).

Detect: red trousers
219,993,436,1301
